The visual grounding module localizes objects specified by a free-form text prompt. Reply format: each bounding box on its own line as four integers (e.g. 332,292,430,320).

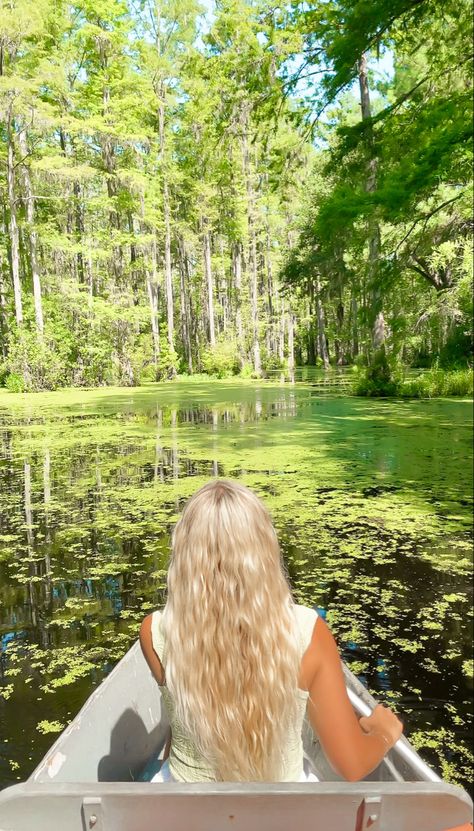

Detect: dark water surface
0,378,472,789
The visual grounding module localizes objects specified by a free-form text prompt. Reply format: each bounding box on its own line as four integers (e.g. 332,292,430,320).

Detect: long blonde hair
161,479,300,781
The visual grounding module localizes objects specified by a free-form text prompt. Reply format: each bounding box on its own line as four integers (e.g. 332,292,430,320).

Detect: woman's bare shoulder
300,611,345,688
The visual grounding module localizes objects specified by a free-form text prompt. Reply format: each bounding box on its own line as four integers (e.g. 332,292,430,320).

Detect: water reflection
0,384,472,789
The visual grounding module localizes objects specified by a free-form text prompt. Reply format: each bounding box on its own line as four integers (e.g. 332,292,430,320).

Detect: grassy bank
353,366,473,399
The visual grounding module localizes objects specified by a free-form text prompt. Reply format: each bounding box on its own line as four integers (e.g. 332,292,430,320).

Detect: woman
140,479,402,782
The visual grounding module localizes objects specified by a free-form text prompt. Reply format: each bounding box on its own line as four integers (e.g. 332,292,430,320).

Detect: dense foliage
0,0,472,391
281,0,473,377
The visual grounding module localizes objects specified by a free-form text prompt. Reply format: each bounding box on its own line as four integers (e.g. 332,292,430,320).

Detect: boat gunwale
3,780,474,802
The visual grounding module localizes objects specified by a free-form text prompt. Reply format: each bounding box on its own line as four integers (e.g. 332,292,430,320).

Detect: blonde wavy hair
161,479,300,781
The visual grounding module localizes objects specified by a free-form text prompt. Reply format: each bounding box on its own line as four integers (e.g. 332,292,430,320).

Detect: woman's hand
303,616,405,780
359,704,403,750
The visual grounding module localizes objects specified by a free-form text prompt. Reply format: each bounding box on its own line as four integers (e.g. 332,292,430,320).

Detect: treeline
0,0,472,391
283,0,473,380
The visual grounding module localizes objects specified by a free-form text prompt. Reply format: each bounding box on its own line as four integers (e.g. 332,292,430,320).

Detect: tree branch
392,193,465,256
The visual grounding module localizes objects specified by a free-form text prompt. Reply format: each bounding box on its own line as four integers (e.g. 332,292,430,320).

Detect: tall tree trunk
315,276,330,369
6,108,22,326
0,266,6,356
58,129,75,249
287,311,295,371
265,220,275,358
307,299,316,365
335,296,344,365
73,180,85,285
97,40,123,283
147,277,160,369
202,218,215,347
242,122,261,375
218,236,228,334
154,2,174,356
146,236,160,369
155,18,174,358
163,177,174,351
278,295,285,362
18,128,44,335
249,230,261,375
0,204,8,354
351,290,359,360
178,235,193,373
232,241,244,364
127,212,141,305
358,54,385,351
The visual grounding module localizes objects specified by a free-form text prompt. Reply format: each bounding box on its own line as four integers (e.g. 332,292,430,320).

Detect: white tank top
150,603,318,782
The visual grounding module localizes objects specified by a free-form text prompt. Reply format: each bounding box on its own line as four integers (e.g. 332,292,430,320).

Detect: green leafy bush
352,349,403,397
354,358,472,399
4,316,72,391
201,339,240,378
156,333,179,380
5,372,25,393
239,362,254,379
401,368,473,398
262,353,285,372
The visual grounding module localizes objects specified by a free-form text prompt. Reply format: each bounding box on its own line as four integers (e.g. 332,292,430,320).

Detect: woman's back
140,479,402,783
149,604,318,782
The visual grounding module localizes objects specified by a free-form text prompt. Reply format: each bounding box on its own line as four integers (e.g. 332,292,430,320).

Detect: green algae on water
0,379,472,790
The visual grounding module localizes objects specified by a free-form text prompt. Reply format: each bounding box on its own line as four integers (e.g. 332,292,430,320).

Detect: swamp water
0,378,472,790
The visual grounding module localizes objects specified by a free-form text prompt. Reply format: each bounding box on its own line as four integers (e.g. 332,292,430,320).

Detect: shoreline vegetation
352,362,473,399
0,364,471,403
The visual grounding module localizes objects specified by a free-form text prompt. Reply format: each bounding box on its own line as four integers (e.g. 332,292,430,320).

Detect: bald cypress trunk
316,276,330,369
202,218,215,347
97,39,123,284
178,235,193,373
163,177,174,351
232,241,244,365
18,128,44,336
155,6,175,360
351,290,359,360
278,295,285,363
0,203,8,355
287,311,295,371
242,119,261,375
6,107,22,326
358,54,385,351
265,218,276,359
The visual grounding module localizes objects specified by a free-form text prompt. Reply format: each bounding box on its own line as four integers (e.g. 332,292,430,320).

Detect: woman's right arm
139,614,171,759
139,613,165,685
303,617,402,782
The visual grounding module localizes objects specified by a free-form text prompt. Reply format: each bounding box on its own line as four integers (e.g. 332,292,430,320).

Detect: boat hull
0,641,471,830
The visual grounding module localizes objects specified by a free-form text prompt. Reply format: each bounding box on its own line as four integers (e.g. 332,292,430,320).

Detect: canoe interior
29,641,432,786
0,643,471,831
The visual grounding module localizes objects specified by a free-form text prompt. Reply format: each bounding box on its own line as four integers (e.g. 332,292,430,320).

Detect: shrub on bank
201,339,240,378
353,361,473,398
401,368,473,398
239,362,254,379
352,349,403,397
